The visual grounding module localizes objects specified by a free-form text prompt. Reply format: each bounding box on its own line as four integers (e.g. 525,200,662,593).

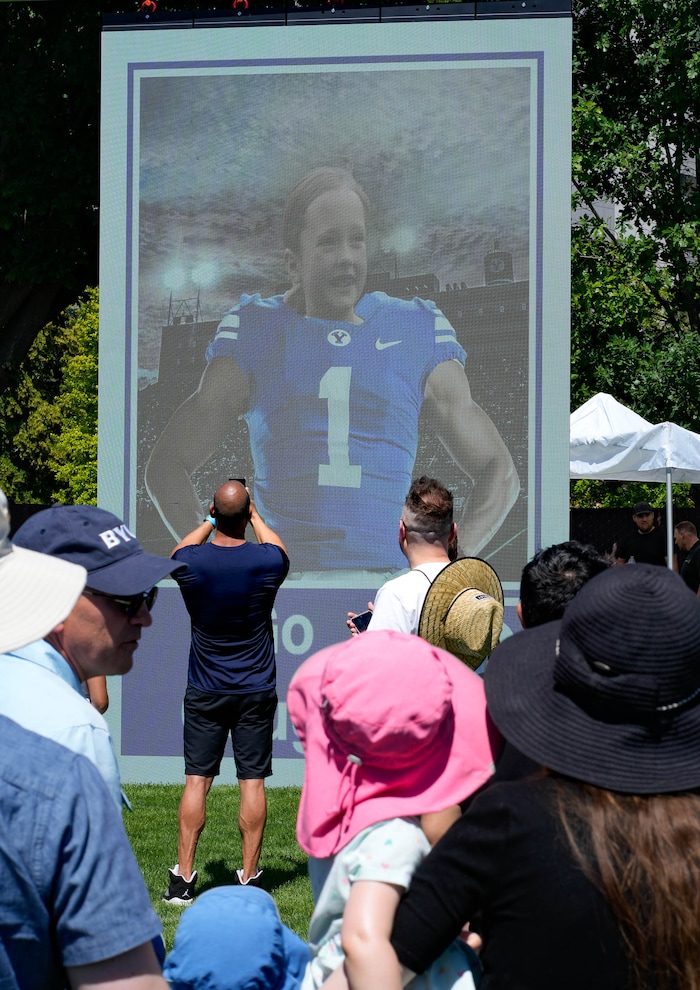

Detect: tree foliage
571,0,700,506
0,287,98,504
571,0,700,421
570,478,694,510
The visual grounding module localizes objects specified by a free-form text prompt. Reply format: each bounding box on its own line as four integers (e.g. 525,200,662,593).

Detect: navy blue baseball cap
14,505,182,596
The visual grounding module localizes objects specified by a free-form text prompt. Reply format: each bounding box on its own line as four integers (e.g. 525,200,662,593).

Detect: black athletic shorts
183,685,277,779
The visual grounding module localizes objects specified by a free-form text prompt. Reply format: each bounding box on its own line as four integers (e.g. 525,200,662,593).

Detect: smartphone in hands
351,609,373,633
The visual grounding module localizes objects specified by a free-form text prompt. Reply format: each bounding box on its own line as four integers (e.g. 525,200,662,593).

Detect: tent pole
666,466,674,569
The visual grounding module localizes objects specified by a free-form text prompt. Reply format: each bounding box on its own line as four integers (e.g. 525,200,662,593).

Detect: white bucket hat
0,491,87,653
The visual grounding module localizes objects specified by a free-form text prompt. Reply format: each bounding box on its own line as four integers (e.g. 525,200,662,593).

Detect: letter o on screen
282,615,313,655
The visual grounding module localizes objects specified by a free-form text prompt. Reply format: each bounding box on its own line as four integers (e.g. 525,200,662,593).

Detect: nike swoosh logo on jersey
375,339,402,350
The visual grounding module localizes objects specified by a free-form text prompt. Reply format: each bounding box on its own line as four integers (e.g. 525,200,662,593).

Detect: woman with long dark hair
389,563,700,989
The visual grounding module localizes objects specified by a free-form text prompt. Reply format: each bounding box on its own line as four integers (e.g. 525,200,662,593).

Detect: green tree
571,0,700,506
0,287,98,504
571,217,700,426
570,478,694,510
571,0,700,424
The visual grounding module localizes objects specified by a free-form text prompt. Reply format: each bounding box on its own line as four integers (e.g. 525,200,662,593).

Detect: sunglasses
83,586,158,618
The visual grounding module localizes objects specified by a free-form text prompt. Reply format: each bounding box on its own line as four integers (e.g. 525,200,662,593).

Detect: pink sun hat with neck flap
287,629,501,858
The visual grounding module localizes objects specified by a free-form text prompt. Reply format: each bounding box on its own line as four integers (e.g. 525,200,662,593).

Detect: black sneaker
235,868,263,887
163,866,197,905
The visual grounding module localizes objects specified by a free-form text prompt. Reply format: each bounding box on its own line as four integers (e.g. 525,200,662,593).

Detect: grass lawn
123,784,313,952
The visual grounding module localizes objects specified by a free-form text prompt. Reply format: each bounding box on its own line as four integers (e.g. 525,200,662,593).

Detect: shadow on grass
201,856,309,895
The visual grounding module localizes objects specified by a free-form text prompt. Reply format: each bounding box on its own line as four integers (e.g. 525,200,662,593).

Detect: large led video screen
100,13,571,783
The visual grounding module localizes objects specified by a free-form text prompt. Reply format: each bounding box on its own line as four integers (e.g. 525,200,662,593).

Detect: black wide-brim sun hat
485,563,700,794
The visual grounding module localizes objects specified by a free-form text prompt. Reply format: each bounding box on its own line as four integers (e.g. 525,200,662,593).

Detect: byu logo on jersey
327,329,352,347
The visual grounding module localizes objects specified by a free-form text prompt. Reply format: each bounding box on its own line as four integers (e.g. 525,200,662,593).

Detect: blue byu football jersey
206,292,465,570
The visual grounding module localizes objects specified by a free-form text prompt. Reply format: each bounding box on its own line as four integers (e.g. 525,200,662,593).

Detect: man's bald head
212,482,250,535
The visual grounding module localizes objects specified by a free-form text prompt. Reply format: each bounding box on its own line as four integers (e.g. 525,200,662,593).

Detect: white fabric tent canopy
570,393,700,568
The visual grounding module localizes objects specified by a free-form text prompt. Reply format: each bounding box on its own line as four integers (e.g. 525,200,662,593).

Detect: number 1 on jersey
318,366,362,488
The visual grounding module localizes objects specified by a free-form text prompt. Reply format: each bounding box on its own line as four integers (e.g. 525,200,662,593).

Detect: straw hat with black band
485,563,700,794
418,558,504,670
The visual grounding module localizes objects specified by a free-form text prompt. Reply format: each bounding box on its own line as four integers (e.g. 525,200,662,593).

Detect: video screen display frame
99,11,571,783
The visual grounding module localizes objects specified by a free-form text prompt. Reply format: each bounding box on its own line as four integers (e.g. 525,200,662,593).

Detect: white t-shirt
368,561,450,635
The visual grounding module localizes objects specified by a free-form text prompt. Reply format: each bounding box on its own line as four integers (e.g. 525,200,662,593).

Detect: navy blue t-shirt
173,541,289,695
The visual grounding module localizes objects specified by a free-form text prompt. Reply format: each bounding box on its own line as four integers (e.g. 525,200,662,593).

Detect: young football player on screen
145,167,518,572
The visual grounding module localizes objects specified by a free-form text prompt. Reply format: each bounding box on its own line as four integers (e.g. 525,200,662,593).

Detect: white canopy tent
570,393,700,568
